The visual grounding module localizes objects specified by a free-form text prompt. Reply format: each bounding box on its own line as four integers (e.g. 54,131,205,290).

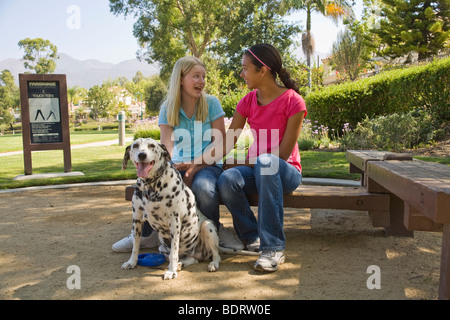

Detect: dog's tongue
136,162,154,178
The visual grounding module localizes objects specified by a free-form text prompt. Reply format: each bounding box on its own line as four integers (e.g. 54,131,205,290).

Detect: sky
0,0,364,65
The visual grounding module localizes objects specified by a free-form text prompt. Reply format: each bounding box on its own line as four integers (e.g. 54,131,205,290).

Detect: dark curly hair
244,44,300,94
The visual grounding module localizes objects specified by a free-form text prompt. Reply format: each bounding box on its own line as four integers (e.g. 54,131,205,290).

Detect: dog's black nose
138,152,147,161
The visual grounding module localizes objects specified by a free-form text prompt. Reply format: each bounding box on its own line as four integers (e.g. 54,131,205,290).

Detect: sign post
118,111,126,146
19,74,73,175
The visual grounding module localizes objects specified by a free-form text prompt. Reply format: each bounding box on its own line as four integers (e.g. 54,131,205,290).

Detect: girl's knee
191,176,215,194
256,154,279,175
217,169,240,193
217,170,231,191
256,153,276,166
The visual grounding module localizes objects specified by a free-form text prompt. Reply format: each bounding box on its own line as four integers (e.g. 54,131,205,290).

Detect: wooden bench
125,184,390,214
346,150,415,186
346,150,450,300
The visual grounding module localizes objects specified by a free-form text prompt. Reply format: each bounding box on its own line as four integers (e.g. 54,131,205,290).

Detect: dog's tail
196,207,260,257
218,246,261,256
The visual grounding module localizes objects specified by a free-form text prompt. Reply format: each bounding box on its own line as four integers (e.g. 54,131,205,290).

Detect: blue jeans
217,154,302,251
142,165,223,236
186,165,223,230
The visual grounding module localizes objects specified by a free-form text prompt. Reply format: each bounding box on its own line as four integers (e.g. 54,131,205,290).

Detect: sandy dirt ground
0,185,443,300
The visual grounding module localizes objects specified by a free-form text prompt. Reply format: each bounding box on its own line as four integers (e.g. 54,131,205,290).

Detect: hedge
305,56,450,132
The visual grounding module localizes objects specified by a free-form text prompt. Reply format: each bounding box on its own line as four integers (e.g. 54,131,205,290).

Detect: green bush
221,89,246,118
72,121,132,131
340,109,437,152
297,119,331,150
298,138,318,151
306,57,450,132
132,118,161,140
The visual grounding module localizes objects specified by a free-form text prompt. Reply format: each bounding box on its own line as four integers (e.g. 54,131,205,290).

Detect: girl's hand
184,163,198,179
183,163,207,188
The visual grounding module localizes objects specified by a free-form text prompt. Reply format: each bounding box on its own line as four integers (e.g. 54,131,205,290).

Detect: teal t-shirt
158,95,225,163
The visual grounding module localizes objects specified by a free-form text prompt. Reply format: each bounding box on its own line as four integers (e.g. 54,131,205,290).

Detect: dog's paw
208,261,219,272
163,270,178,280
121,260,137,269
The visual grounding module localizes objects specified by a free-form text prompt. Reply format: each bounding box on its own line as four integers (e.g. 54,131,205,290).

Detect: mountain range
0,53,160,88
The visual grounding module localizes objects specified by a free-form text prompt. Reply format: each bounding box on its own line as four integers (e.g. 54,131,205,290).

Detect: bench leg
384,194,413,237
349,163,365,186
367,179,412,237
404,204,443,232
439,224,450,300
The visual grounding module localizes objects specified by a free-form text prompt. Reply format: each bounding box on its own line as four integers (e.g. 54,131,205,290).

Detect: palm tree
287,0,354,87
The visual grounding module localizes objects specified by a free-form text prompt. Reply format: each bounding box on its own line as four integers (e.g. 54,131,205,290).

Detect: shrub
144,76,167,114
340,109,436,152
72,121,132,131
306,57,450,132
297,119,334,150
221,89,246,118
132,117,160,140
298,138,317,151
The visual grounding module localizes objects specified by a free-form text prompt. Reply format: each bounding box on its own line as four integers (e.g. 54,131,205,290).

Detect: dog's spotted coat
121,138,221,280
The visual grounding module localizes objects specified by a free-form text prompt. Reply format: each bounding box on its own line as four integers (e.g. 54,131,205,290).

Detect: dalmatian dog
120,138,221,280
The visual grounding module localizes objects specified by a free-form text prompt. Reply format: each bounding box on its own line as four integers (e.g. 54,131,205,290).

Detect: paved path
0,177,359,194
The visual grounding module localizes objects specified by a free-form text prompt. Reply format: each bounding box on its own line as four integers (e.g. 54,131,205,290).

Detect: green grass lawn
0,130,133,153
0,133,448,190
0,145,138,189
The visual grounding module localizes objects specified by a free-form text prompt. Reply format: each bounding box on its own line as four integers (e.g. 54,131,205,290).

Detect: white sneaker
112,231,160,253
159,244,170,259
254,251,285,272
219,224,244,251
246,238,261,252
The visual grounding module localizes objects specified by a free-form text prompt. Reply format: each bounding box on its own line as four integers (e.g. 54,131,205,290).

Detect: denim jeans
217,154,302,251
142,165,223,236
187,165,223,230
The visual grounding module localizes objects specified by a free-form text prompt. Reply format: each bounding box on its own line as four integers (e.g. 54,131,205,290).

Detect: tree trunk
303,6,313,88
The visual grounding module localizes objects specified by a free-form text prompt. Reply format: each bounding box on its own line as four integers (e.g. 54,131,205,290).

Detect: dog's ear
159,143,171,162
122,145,131,170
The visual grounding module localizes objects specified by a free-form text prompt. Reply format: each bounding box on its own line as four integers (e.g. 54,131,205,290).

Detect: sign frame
19,74,72,175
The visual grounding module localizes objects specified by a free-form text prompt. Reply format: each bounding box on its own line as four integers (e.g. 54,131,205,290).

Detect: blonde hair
164,56,208,127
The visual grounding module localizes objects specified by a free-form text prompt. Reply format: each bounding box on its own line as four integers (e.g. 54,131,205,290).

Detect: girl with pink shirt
186,44,307,271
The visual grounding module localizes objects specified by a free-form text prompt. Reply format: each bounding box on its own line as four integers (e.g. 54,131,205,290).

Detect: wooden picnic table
346,150,450,300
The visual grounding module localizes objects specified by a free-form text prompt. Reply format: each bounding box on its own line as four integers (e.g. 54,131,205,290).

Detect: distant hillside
0,53,160,88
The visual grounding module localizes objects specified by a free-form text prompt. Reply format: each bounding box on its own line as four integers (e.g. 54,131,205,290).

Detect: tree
284,0,354,87
0,70,20,130
212,1,301,73
84,85,115,120
372,0,450,62
133,71,145,84
331,26,367,80
144,76,167,113
67,86,87,106
109,0,299,77
283,54,324,95
17,38,59,74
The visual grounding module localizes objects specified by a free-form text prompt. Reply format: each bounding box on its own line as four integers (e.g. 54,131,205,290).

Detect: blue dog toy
137,253,166,267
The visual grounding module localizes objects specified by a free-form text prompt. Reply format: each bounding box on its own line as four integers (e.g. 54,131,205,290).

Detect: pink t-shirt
236,89,307,172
